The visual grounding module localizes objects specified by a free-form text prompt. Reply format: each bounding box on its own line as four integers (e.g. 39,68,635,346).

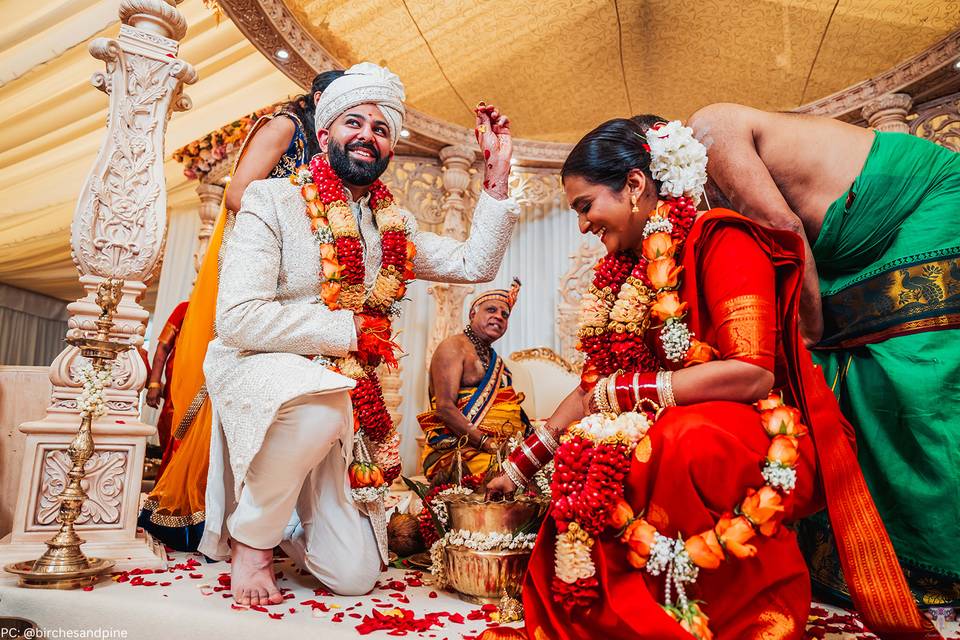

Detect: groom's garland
291,155,415,498
547,122,807,639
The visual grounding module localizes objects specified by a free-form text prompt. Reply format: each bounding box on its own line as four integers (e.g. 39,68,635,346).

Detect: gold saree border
819,253,960,350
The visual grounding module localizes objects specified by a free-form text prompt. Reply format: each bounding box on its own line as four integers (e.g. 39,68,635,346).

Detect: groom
198,62,518,606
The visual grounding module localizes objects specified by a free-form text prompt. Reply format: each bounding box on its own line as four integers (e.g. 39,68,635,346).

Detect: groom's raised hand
475,102,512,200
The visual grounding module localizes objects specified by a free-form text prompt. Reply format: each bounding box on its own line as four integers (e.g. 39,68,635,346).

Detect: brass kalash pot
440,493,546,605
5,280,128,588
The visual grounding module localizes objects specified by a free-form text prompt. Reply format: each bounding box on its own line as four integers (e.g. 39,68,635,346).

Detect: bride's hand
474,103,512,200
484,472,518,501
582,387,598,415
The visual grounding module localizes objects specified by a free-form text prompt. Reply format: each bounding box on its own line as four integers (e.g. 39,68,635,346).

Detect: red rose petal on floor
289,608,296,614
333,612,345,622
230,604,246,611
251,605,268,613
82,586,93,591
189,573,203,579
268,613,283,620
448,613,464,624
429,591,438,598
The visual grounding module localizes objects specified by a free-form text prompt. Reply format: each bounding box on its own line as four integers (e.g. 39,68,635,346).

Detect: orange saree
139,113,303,550
522,212,936,640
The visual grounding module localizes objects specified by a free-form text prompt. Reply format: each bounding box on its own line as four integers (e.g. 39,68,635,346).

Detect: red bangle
614,372,657,411
507,432,554,480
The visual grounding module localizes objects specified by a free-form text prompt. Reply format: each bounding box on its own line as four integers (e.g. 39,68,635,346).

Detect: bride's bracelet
611,370,676,411
506,429,558,486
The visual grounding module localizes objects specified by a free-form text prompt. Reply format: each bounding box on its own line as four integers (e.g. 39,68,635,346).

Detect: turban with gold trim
470,278,521,315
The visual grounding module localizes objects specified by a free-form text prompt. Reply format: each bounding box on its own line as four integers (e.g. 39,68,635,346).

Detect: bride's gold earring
630,193,639,214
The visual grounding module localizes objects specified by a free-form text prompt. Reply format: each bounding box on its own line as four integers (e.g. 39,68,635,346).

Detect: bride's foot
231,540,282,607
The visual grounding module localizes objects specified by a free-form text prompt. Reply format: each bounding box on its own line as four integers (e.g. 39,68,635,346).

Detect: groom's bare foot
231,540,282,607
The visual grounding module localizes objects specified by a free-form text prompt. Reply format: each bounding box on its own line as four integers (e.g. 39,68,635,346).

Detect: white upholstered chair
504,347,580,423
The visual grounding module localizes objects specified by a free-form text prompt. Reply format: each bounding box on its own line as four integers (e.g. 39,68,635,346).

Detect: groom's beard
327,138,390,187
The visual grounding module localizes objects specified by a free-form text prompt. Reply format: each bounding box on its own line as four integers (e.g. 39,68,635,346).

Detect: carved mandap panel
28,445,131,531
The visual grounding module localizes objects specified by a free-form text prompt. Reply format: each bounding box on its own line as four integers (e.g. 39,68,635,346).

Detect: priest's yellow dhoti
418,355,529,484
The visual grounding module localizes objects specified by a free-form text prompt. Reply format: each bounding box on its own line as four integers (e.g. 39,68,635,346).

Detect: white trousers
226,391,381,595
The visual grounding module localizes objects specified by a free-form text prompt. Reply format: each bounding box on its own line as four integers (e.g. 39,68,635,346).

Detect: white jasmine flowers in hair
645,120,708,204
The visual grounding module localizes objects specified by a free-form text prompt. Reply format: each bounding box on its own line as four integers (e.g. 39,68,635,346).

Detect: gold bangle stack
147,382,163,390
593,378,612,413
656,370,677,407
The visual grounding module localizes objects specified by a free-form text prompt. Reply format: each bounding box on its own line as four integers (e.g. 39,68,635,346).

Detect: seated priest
419,279,531,484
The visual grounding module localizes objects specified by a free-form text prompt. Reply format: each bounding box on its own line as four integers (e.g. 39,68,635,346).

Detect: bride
485,116,934,640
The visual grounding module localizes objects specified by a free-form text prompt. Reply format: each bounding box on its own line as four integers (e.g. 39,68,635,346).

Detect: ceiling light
510,157,518,165
275,48,290,61
400,129,410,138
953,59,960,71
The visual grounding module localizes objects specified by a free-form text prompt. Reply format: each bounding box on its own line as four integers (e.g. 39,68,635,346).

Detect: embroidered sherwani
199,177,518,567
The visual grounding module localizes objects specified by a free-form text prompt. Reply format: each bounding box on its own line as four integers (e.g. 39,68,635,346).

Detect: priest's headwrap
470,278,522,316
313,62,406,148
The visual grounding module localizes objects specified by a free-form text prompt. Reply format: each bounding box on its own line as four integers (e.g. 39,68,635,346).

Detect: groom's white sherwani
198,177,518,591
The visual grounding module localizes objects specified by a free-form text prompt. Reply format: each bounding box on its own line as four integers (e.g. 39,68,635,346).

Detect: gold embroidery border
820,255,960,349
141,497,206,528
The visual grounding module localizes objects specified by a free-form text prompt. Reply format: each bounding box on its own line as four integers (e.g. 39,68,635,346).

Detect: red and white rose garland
551,121,807,639
292,156,417,501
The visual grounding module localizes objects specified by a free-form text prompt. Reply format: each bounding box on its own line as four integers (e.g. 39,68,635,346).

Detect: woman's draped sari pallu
522,211,938,640
138,111,308,550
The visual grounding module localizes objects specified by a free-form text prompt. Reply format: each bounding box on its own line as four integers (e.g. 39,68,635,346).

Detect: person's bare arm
430,342,494,452
224,116,296,213
654,360,773,407
689,104,823,345
145,341,172,408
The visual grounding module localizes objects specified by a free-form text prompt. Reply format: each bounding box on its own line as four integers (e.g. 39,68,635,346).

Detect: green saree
801,131,960,607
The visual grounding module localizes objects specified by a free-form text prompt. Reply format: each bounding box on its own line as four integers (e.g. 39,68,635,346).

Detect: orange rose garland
551,391,808,640
292,156,415,495
575,197,701,395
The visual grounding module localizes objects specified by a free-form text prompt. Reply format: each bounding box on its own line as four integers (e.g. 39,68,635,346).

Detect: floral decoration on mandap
172,104,281,180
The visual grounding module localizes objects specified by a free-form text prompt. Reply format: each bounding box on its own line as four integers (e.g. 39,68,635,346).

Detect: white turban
314,62,406,147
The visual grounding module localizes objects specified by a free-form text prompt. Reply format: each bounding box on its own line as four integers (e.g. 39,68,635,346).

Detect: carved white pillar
195,182,225,273
0,0,196,570
862,93,913,133
427,145,477,362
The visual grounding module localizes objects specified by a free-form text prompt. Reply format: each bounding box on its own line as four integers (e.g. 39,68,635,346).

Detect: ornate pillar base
0,279,166,569
0,533,166,573
0,422,166,571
